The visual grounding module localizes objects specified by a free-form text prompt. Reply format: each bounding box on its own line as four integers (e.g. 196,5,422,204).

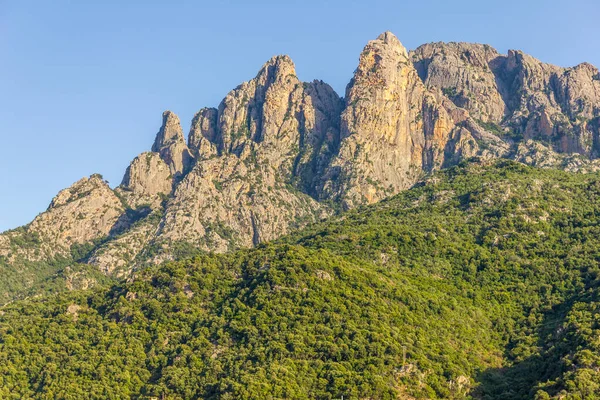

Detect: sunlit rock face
3,31,600,275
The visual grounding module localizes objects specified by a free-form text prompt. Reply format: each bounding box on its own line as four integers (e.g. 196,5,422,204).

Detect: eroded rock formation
3,31,600,278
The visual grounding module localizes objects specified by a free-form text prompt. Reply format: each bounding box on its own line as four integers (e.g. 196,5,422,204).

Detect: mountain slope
1,32,600,304
2,161,600,399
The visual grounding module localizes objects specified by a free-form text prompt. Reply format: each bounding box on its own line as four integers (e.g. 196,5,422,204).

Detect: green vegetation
476,119,524,142
70,238,106,262
442,86,458,98
6,227,41,249
2,160,600,398
0,254,114,305
212,179,223,191
476,119,504,136
0,225,107,304
0,202,160,303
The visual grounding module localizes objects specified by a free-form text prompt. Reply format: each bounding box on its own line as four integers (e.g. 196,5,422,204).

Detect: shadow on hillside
472,354,549,399
109,206,153,237
471,297,577,399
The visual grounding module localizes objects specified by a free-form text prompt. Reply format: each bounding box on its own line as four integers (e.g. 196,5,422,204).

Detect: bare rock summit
2,31,600,293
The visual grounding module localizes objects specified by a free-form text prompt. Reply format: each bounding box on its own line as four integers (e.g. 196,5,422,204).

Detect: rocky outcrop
117,152,172,209
3,31,600,285
188,108,219,160
553,62,600,120
322,32,463,208
151,111,194,178
32,174,125,250
155,55,340,252
1,175,126,261
411,42,600,156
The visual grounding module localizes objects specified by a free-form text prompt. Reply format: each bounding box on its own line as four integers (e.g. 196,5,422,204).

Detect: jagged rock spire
119,152,172,209
157,53,342,254
150,111,193,178
152,111,185,151
323,31,455,208
345,31,410,101
216,54,301,155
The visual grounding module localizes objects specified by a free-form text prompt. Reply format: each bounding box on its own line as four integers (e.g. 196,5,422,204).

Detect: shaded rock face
412,42,507,123
411,42,600,156
3,31,600,277
188,107,219,160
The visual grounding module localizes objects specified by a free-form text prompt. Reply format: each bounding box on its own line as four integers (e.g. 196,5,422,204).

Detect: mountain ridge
1,31,599,302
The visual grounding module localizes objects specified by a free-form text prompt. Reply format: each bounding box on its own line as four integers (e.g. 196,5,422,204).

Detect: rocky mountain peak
48,174,109,209
257,55,297,81
28,174,126,257
370,30,408,59
321,32,460,209
376,31,407,52
344,31,411,108
3,31,600,283
215,53,303,155
411,42,507,122
149,111,193,177
152,110,185,151
412,41,600,157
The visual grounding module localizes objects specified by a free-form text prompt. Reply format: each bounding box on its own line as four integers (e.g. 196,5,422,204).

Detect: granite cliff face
411,42,600,157
2,31,600,289
150,111,194,178
117,152,172,210
322,32,459,208
154,55,339,257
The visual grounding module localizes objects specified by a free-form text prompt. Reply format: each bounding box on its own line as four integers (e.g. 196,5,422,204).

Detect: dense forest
2,160,600,399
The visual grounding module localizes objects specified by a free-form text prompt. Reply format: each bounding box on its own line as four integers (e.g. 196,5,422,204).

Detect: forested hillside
1,160,600,399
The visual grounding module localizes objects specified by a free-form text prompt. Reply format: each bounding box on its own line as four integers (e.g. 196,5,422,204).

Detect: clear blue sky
1,0,599,232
